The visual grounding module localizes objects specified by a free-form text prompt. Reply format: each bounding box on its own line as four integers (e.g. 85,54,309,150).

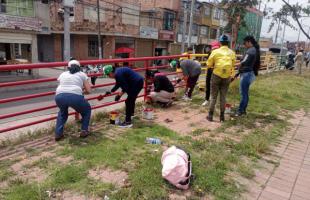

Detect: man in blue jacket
103,65,144,128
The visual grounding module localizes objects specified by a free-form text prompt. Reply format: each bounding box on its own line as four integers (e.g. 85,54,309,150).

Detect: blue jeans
55,93,91,137
238,71,256,113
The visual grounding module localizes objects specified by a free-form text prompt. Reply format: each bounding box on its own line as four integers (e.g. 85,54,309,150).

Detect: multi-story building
138,0,180,58
0,0,41,65
236,7,263,49
37,0,180,63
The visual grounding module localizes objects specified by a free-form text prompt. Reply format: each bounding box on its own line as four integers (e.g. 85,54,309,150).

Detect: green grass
1,71,310,200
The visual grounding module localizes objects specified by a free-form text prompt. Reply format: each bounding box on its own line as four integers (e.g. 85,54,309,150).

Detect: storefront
0,14,41,65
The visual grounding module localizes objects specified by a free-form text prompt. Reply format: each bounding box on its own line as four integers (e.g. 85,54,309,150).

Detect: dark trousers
90,77,97,86
209,74,231,113
55,93,91,137
186,74,200,98
125,79,144,122
205,68,213,101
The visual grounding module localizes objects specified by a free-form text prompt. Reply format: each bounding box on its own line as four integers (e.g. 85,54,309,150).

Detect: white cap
68,60,80,68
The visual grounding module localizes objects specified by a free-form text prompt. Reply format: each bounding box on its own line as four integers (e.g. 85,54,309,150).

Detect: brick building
37,0,182,64
0,0,41,65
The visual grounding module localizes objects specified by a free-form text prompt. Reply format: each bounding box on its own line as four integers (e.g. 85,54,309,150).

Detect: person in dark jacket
103,65,144,128
234,35,260,116
146,70,175,107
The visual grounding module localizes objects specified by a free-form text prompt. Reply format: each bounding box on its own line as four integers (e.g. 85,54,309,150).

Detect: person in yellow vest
206,35,236,122
202,41,221,106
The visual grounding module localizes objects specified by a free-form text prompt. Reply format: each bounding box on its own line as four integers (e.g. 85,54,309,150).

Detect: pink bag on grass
161,146,192,190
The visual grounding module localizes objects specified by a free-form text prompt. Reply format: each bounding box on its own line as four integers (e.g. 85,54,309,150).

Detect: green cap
170,60,177,68
103,65,113,75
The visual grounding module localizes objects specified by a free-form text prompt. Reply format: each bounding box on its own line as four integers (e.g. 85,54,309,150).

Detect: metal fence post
144,60,149,101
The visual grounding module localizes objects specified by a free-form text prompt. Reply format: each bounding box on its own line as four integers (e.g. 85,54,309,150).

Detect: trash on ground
142,107,154,120
146,137,162,144
110,111,120,125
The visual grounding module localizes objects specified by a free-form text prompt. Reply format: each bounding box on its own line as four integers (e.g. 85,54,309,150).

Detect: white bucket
143,108,154,120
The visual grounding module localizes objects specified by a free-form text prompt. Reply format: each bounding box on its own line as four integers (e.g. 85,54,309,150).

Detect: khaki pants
150,91,175,103
209,74,231,113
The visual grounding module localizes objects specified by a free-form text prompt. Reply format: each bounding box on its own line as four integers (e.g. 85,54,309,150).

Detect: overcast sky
199,0,310,43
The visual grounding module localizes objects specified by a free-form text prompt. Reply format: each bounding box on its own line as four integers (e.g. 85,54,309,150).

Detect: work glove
105,91,112,96
97,95,104,101
114,94,121,101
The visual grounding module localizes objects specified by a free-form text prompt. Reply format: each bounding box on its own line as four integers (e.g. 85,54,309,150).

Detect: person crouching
146,70,175,107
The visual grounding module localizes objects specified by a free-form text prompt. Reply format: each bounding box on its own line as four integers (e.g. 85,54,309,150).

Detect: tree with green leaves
268,0,310,40
220,0,261,49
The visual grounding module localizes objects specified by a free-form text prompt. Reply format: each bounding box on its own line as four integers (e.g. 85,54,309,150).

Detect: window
163,11,175,31
210,28,217,39
200,26,209,36
0,0,6,13
204,6,211,17
192,24,198,36
213,7,221,20
88,37,99,57
0,0,34,17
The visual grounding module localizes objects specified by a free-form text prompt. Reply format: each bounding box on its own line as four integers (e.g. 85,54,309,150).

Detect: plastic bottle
146,137,162,144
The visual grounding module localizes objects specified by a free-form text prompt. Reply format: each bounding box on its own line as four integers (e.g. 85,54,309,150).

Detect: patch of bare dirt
88,167,128,187
49,190,101,200
154,104,221,136
18,166,48,183
55,156,74,165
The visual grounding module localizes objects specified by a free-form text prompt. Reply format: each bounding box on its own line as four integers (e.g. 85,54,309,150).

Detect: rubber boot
207,111,213,122
220,112,225,122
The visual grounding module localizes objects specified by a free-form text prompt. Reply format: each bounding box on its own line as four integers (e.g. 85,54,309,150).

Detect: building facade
0,0,41,65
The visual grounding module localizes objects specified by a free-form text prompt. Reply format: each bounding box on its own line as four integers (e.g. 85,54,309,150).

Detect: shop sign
0,14,42,31
140,26,158,39
159,30,174,41
177,34,198,44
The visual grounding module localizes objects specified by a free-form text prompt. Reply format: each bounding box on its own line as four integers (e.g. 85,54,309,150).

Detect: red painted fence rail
0,55,189,134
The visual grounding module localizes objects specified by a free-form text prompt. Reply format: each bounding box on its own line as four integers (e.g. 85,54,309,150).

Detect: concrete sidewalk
246,112,310,200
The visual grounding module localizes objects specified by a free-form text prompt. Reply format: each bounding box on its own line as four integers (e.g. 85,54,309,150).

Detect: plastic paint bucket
142,108,154,120
224,103,232,114
110,111,120,125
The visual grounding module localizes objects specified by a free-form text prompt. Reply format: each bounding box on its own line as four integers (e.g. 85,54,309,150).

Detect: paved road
0,68,126,128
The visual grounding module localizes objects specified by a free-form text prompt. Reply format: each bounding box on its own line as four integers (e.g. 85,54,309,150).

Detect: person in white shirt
55,60,92,141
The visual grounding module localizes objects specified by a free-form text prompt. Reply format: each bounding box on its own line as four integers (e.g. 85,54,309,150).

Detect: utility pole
274,20,281,44
181,2,188,53
97,0,102,59
63,6,70,61
187,0,195,48
280,0,289,56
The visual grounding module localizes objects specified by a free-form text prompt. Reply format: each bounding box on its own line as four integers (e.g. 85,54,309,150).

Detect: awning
115,47,135,54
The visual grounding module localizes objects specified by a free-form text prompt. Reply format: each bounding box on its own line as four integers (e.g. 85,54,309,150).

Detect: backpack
161,146,192,190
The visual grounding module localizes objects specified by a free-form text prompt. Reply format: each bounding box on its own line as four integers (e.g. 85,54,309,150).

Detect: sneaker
118,121,133,128
55,134,64,141
206,112,213,122
80,130,90,138
182,95,192,101
202,100,209,106
233,111,246,117
220,112,225,122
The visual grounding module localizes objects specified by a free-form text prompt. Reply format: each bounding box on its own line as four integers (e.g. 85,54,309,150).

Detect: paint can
142,108,154,120
110,111,120,125
224,103,232,114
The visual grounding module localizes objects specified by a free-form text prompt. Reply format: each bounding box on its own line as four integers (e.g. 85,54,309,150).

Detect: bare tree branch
281,0,310,40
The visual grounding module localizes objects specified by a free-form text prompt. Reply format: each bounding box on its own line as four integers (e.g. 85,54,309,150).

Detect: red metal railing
0,55,189,133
